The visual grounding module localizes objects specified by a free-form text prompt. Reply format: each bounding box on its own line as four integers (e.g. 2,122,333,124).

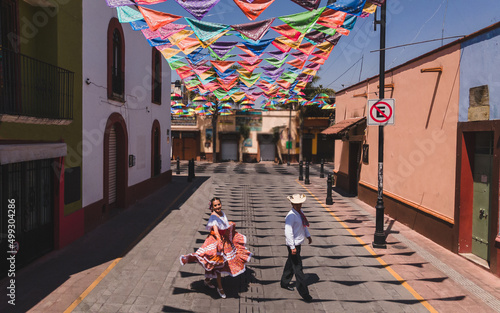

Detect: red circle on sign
370,101,392,123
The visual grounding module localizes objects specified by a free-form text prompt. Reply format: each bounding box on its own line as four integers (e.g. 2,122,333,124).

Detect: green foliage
238,122,251,140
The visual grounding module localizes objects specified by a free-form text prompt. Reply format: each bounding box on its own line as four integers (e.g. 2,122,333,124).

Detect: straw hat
287,194,306,204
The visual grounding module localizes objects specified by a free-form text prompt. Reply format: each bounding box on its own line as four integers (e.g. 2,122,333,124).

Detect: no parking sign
367,99,395,126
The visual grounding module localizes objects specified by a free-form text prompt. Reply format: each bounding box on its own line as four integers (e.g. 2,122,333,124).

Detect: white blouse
206,212,230,231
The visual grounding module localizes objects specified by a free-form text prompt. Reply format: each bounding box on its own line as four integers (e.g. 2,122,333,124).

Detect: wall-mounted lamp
128,155,136,167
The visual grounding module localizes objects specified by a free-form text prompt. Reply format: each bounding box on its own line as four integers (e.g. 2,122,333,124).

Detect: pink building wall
334,44,461,245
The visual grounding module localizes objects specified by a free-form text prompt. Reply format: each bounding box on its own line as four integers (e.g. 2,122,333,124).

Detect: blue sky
151,0,500,93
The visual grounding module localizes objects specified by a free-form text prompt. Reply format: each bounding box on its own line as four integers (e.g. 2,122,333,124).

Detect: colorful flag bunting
327,0,367,16
233,0,276,20
290,0,321,11
278,7,325,34
117,6,143,23
271,24,302,41
138,6,182,31
231,18,275,42
174,0,221,20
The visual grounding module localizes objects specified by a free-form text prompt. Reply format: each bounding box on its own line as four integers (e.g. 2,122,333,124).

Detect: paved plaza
2,162,500,313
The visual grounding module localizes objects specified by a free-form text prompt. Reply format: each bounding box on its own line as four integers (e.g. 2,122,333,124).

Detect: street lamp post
287,102,292,165
373,1,387,249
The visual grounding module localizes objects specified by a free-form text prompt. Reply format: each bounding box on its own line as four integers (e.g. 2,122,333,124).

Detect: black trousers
280,245,309,297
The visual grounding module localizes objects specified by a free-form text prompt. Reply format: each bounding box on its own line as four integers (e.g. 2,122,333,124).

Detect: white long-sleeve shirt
284,208,311,250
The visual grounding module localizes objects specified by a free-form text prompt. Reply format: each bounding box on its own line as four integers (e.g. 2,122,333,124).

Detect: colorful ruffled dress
180,212,252,278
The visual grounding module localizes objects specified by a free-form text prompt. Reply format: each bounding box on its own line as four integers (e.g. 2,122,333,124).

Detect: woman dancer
180,197,252,298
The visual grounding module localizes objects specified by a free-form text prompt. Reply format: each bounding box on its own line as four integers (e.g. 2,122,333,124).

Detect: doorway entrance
471,132,493,261
348,142,361,196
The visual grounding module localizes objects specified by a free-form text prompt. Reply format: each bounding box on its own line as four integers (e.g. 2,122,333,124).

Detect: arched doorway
104,113,128,212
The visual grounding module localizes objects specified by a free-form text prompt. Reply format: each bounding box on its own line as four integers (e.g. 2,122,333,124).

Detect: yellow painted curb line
297,180,438,313
63,258,121,313
64,182,193,312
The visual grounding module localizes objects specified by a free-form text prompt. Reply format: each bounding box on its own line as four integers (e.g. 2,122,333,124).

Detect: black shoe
302,294,313,303
281,284,295,291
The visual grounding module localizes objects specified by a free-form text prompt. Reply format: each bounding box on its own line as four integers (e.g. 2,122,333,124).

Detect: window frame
107,18,125,102
151,47,162,105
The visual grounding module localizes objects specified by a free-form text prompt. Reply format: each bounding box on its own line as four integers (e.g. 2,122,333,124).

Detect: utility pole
287,102,292,165
373,1,387,249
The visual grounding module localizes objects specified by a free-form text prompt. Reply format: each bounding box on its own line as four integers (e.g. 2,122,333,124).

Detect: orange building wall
335,44,461,222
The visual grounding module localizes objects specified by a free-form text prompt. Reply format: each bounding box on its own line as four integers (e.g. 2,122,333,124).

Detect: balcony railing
0,48,74,120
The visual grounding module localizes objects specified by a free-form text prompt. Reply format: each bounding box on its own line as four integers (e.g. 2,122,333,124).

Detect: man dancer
280,194,313,303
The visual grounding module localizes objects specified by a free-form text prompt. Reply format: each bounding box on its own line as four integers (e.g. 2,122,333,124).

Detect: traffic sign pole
373,1,387,249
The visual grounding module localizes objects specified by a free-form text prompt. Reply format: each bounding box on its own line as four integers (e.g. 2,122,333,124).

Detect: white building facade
82,1,172,229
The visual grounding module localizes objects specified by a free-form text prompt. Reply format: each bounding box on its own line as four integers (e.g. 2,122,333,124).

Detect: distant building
329,22,500,275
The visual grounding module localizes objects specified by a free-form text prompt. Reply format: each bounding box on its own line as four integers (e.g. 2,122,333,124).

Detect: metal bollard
305,161,310,185
326,174,333,205
187,159,193,182
320,159,324,178
176,156,180,174
299,160,303,181
191,158,195,178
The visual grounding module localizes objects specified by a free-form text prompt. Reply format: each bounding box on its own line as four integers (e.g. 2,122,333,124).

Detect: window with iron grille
107,18,124,101
152,48,162,104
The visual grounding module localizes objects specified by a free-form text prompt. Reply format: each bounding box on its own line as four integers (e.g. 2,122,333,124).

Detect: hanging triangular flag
237,59,263,72
231,92,247,102
138,6,182,31
237,68,254,78
290,0,320,11
242,38,274,56
309,55,326,65
240,73,262,87
264,56,288,68
316,41,334,52
287,58,306,70
184,18,231,42
117,6,143,23
106,0,135,7
326,0,367,16
304,30,328,44
168,30,194,46
130,20,149,31
313,24,338,36
209,41,238,59
147,38,171,47
157,24,188,39
312,48,332,60
211,60,236,73
239,54,261,64
198,30,230,48
160,47,182,59
266,50,288,61
317,9,347,27
271,24,302,41
177,37,201,53
298,42,316,55
237,45,257,57
278,7,325,34
305,62,321,71
167,60,187,70
231,18,275,42
174,0,221,20
233,0,276,20
142,28,162,40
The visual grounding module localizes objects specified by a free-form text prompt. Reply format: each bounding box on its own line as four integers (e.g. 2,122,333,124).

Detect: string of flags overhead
105,0,385,114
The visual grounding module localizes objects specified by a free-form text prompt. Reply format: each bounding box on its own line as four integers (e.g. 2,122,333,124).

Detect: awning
321,117,366,135
0,143,67,165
